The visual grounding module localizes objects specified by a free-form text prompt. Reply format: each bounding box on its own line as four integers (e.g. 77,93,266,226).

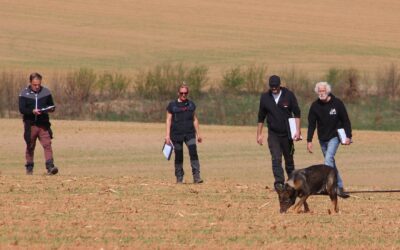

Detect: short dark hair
29,72,42,82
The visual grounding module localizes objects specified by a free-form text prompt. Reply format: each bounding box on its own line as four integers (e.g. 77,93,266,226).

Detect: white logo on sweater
329,108,337,115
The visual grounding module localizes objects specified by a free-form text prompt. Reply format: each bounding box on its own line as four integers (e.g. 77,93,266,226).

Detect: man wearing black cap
257,75,301,190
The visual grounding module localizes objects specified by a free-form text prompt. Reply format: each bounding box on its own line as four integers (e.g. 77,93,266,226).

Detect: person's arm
294,118,301,141
257,94,267,145
19,95,34,115
257,122,264,145
165,112,172,145
193,113,202,143
307,105,317,153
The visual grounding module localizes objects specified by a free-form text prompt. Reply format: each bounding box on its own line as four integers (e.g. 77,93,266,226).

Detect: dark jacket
167,99,196,141
19,85,55,127
307,94,352,142
258,87,301,137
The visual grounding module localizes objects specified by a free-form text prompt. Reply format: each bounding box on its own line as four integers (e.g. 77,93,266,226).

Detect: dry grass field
1,119,400,249
1,0,400,76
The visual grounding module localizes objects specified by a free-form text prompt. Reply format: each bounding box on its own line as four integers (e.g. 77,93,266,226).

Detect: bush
280,67,314,102
244,64,268,93
97,72,131,100
135,63,208,99
59,68,97,118
326,68,341,88
376,63,400,100
325,67,361,102
0,71,26,117
222,66,245,93
341,68,361,102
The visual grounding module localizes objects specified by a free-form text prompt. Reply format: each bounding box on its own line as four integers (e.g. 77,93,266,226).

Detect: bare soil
0,119,399,248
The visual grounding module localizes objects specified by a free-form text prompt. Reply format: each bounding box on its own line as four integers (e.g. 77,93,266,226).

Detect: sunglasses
179,92,188,95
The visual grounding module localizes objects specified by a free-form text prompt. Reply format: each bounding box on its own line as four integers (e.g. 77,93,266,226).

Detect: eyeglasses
179,92,188,95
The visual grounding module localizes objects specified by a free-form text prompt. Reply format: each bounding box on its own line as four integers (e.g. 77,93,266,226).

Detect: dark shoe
176,176,184,184
337,187,350,199
194,178,204,184
47,166,58,175
25,163,34,175
193,175,204,184
45,160,58,175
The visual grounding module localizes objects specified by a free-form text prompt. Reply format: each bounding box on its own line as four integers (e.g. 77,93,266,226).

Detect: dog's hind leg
330,196,338,213
328,191,339,213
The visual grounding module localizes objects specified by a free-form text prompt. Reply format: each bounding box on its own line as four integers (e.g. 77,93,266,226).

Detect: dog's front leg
303,201,310,213
293,196,309,213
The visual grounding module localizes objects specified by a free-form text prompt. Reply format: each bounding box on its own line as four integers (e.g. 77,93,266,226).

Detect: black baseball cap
269,75,281,88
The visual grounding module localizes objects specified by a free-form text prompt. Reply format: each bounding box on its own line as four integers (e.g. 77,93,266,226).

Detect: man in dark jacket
165,84,203,184
19,73,58,175
257,75,301,190
307,81,351,198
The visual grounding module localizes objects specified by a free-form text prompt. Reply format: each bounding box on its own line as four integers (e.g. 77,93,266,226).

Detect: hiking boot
45,160,58,175
25,163,34,175
47,166,58,175
193,174,203,184
176,176,184,184
191,160,203,184
337,187,350,199
193,177,204,184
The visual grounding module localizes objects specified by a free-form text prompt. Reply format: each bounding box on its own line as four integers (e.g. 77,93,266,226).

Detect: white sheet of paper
288,118,297,139
40,105,55,111
162,143,174,160
337,128,347,144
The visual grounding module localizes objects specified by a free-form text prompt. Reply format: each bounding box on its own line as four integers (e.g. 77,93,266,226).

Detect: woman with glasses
165,84,203,184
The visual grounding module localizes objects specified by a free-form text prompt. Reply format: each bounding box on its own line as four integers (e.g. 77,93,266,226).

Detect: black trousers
267,132,295,186
172,134,200,177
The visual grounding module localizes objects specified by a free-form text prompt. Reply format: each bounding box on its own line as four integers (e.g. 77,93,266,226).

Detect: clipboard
162,142,174,160
337,128,347,144
288,118,302,140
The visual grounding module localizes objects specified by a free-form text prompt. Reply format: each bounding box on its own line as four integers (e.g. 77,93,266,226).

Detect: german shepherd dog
276,164,338,214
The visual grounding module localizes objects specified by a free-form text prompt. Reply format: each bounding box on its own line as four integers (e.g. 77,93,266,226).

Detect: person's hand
197,134,202,143
307,142,313,153
257,134,263,145
165,136,171,145
293,131,302,141
33,109,41,115
344,138,351,145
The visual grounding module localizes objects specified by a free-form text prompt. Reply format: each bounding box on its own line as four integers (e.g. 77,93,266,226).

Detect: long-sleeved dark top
19,85,55,127
258,87,301,137
307,94,352,142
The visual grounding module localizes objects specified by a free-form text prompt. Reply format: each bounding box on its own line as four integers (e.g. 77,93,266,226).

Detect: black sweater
307,94,352,142
258,87,301,137
19,86,55,126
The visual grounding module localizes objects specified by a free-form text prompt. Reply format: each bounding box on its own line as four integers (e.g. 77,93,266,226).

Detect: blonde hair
314,81,331,94
179,82,189,93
